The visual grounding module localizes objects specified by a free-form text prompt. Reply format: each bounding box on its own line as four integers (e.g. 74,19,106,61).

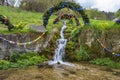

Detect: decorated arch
43,1,90,27
53,13,80,26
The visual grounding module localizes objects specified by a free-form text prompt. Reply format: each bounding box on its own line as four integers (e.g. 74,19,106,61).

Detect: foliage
20,0,62,12
115,9,120,17
20,0,48,12
86,9,114,20
16,21,26,30
0,60,11,70
71,27,83,41
0,52,47,70
66,41,75,50
75,45,91,61
90,58,120,69
9,52,21,62
65,41,76,61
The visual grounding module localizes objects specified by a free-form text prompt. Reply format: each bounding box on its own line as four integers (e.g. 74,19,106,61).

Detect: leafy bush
20,0,47,12
90,58,120,69
9,52,21,62
75,46,91,61
16,22,26,30
0,60,11,70
0,52,47,70
71,27,83,42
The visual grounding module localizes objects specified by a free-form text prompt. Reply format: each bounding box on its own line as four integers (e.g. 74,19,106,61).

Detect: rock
38,62,53,68
30,25,46,32
52,27,59,33
35,74,43,79
0,32,46,59
100,67,113,72
113,71,120,76
57,61,61,64
62,73,69,76
69,70,76,74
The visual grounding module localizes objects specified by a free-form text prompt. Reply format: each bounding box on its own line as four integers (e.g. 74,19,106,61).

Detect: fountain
48,21,74,66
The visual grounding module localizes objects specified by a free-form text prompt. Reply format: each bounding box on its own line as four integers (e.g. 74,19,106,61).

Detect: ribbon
96,38,120,57
62,2,67,8
0,32,45,46
49,7,53,16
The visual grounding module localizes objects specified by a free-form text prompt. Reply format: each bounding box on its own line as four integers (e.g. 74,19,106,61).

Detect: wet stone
62,73,69,77
69,70,76,74
30,25,46,32
100,67,113,72
112,71,120,76
38,62,53,68
35,75,43,79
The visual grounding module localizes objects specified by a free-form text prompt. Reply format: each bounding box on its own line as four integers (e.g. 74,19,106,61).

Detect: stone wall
0,32,46,59
78,28,120,58
0,28,120,60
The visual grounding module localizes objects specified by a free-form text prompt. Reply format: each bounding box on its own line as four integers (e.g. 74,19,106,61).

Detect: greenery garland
0,15,15,31
53,13,80,26
43,1,90,27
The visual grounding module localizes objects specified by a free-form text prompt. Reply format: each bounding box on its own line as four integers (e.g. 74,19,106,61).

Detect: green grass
0,6,43,24
0,6,43,34
90,58,120,69
0,6,59,34
0,6,120,34
90,19,117,29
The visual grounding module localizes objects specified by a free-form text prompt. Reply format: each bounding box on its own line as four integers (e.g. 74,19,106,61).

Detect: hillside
0,6,43,34
0,6,119,34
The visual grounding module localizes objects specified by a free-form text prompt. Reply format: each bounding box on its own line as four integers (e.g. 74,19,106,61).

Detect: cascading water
48,21,74,66
53,21,67,64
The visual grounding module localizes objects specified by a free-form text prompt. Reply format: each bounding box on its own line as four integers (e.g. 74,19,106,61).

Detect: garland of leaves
43,1,90,27
0,15,15,31
96,38,120,56
53,13,80,26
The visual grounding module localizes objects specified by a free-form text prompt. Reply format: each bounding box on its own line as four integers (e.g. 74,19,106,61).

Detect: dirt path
0,62,120,80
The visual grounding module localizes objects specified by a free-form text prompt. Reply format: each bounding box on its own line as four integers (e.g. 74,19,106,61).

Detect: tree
86,9,109,20
115,9,120,17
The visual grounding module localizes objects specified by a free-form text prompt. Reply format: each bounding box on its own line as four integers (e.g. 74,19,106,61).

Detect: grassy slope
0,6,42,24
0,6,43,34
0,6,59,34
0,6,119,34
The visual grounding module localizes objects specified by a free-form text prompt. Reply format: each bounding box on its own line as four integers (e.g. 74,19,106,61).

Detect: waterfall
48,21,74,66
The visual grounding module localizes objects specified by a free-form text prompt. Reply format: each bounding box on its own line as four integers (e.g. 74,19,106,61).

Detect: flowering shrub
16,22,26,29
